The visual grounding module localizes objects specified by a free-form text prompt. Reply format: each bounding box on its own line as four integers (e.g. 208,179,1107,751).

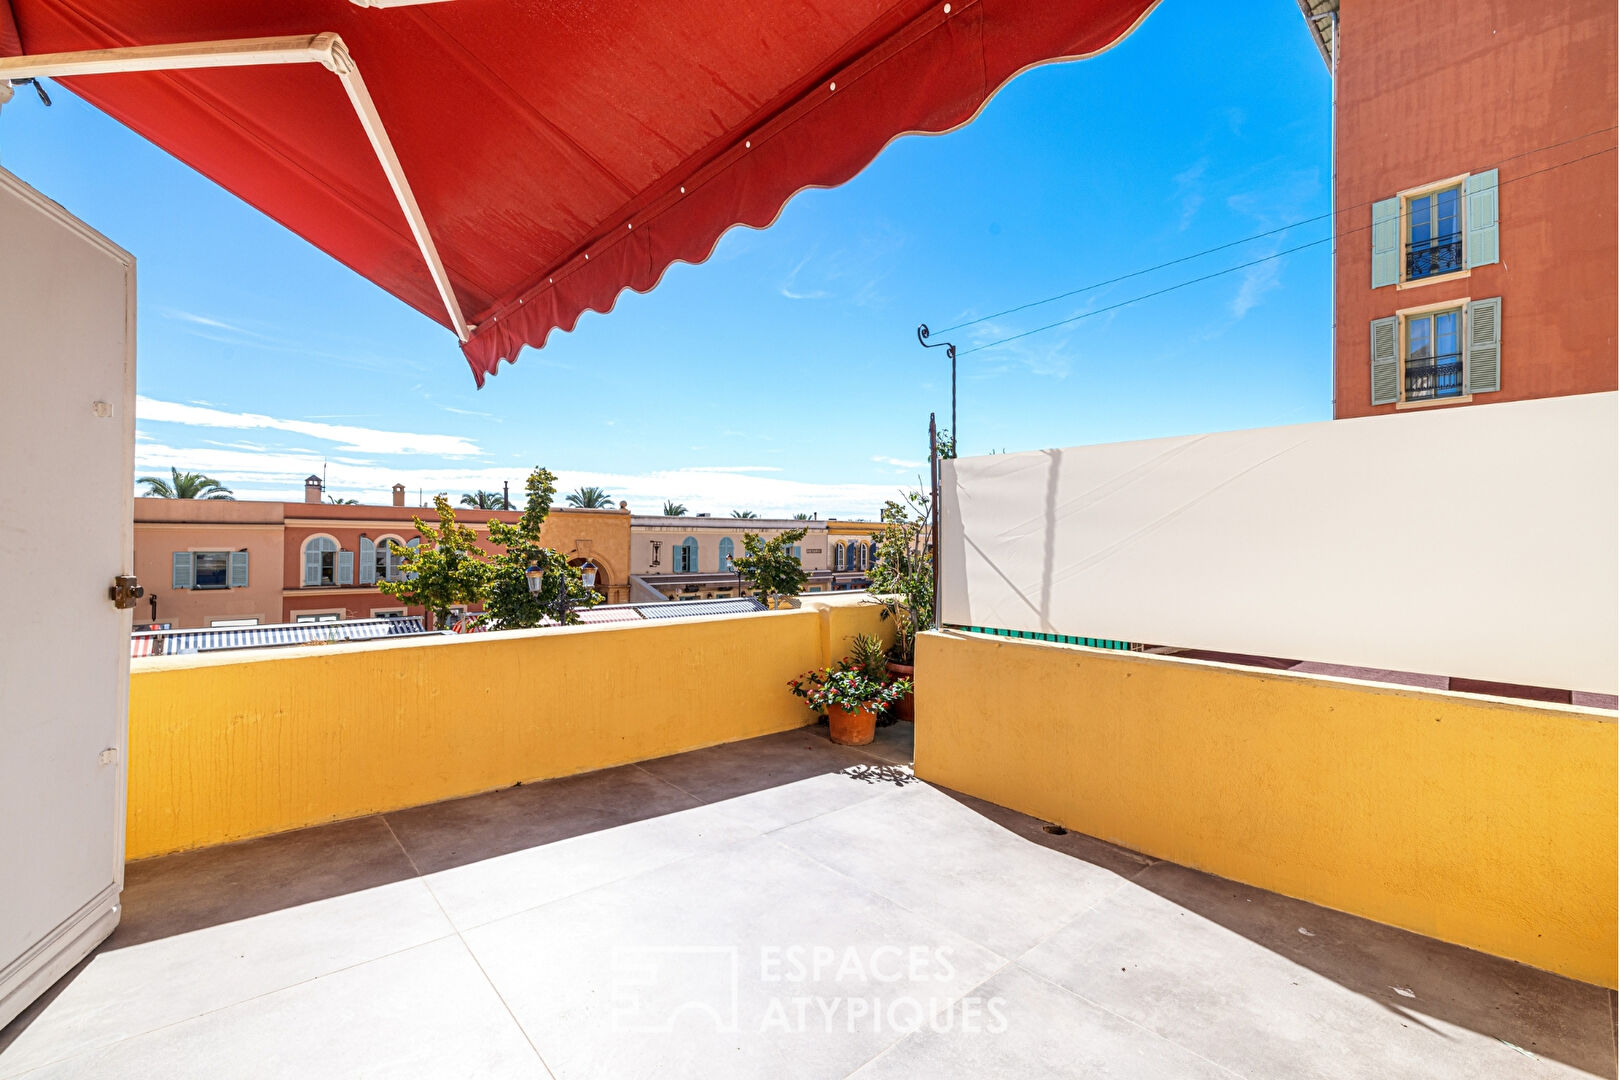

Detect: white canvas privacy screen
939,392,1618,695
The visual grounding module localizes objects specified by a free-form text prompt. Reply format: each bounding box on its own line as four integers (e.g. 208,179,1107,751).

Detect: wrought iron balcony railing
1404,353,1464,401
1405,234,1463,280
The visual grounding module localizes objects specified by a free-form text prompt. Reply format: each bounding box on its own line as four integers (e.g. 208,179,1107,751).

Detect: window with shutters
676,537,699,573
302,535,340,586
1369,297,1501,406
368,534,406,583
1371,170,1498,289
718,536,735,570
191,551,231,590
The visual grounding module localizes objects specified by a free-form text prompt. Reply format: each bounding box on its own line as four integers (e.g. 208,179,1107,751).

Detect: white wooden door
0,168,135,1029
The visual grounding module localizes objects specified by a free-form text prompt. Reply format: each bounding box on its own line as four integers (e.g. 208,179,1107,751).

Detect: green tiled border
951,625,1131,650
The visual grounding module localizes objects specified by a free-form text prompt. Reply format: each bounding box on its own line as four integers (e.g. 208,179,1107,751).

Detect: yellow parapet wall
914,630,1618,988
127,597,887,860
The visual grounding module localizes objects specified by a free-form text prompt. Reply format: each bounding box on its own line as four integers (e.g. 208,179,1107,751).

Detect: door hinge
109,575,143,609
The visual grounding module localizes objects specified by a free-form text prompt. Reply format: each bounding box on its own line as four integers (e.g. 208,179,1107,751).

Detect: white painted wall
941,393,1618,695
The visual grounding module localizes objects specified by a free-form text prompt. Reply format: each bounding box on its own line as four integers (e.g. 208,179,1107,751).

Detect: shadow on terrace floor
5,718,1613,1078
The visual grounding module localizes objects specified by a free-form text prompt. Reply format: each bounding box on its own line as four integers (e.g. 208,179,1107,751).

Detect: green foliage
138,467,234,500
565,486,615,508
730,510,758,518
482,468,600,629
325,496,360,505
847,633,890,682
376,495,488,629
789,663,911,715
732,527,808,611
935,428,957,460
662,500,688,516
461,490,509,510
792,512,811,520
867,489,934,663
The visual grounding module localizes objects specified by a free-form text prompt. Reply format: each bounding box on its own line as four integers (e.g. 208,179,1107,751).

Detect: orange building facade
1328,0,1616,418
135,482,631,629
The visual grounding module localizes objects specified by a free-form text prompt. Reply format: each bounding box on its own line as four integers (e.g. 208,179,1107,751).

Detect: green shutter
228,551,249,588
1371,197,1401,287
1466,297,1502,394
1465,169,1499,268
1370,316,1400,405
358,536,376,585
337,550,355,585
171,551,193,590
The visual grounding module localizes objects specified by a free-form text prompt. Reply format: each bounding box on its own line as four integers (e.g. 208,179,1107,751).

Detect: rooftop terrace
2,722,1611,1079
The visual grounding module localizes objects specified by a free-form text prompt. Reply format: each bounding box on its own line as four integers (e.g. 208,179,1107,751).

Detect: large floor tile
772,783,1135,958
384,762,700,874
0,879,454,1077
849,964,1236,1080
425,802,760,930
110,815,417,948
1021,862,1613,1080
704,769,914,833
463,834,1005,1080
635,727,882,805
16,938,548,1080
932,786,1158,880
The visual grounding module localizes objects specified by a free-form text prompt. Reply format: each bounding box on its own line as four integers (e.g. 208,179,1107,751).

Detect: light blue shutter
228,551,249,588
718,537,734,570
1465,169,1499,268
1369,316,1400,406
337,549,355,585
1371,197,1400,288
171,552,193,590
303,544,322,586
359,537,376,584
791,545,802,564
405,539,419,580
1466,297,1501,394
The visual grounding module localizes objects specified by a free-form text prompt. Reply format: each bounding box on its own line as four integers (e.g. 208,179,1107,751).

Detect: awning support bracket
0,33,472,341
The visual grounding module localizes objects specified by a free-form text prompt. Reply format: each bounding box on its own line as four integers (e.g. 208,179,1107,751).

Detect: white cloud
136,396,482,457
133,441,903,519
871,455,923,468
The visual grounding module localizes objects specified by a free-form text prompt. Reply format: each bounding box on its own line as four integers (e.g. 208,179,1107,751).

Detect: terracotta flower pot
886,660,915,723
827,703,877,746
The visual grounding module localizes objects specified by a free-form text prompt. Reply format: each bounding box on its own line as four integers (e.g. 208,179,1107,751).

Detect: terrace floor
2,723,1613,1079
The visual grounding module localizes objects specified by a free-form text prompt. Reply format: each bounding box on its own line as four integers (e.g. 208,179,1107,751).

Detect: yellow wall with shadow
914,630,1618,987
127,596,887,860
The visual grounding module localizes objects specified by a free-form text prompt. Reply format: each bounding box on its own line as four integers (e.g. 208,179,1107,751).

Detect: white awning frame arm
0,33,472,341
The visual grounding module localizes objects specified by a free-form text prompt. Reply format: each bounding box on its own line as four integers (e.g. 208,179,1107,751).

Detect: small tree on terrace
867,489,934,663
732,527,808,611
482,467,600,629
376,495,487,629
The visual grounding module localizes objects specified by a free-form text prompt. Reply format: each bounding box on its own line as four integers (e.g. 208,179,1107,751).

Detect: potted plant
789,638,912,746
867,489,934,722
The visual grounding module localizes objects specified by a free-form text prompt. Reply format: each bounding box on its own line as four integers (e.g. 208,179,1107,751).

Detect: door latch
109,575,144,609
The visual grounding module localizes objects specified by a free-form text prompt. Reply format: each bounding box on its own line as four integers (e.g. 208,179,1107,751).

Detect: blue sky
0,0,1330,518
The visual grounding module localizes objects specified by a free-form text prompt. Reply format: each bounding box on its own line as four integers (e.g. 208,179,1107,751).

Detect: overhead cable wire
959,143,1616,356
937,124,1618,338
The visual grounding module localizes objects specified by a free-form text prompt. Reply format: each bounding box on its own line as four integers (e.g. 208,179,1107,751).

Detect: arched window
833,543,845,571
376,535,405,582
857,542,869,570
718,536,735,570
302,536,340,586
677,536,699,573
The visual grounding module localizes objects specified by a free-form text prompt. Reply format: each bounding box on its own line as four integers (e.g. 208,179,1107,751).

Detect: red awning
7,0,1156,385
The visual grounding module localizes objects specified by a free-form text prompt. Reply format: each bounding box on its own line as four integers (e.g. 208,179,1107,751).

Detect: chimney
392,483,406,507
304,475,324,504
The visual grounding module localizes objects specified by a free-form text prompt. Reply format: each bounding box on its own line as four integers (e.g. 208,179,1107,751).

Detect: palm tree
326,496,360,505
566,486,615,509
138,467,234,500
792,513,811,520
663,500,688,516
731,510,758,518
461,490,509,510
